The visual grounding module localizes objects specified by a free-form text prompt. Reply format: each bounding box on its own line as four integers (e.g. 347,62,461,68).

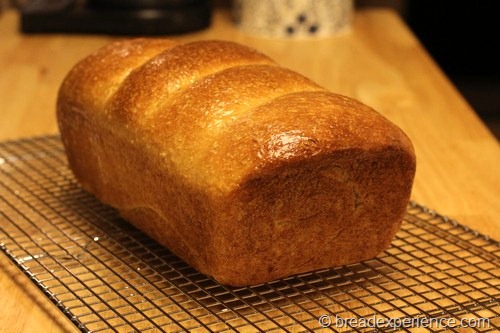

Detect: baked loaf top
59,38,413,193
58,39,416,286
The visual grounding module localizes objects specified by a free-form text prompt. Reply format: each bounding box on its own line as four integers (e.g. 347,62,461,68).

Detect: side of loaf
57,38,416,286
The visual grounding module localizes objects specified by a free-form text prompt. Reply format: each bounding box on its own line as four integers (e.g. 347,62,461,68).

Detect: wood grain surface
0,7,498,333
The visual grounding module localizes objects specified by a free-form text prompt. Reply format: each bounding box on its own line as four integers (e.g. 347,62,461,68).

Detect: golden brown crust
57,39,416,286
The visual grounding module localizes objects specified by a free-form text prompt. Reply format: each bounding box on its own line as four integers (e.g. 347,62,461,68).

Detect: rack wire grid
0,135,498,333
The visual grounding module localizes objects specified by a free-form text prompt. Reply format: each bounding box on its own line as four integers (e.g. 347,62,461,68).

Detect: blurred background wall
360,0,499,139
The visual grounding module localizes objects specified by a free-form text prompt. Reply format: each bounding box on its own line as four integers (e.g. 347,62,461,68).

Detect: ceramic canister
232,0,354,38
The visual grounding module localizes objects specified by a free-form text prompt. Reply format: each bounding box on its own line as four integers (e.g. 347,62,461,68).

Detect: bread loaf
57,39,416,286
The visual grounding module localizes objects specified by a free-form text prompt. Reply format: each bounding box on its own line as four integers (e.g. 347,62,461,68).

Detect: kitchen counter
0,7,499,332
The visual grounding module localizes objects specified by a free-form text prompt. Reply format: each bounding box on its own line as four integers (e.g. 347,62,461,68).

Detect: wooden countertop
0,7,498,333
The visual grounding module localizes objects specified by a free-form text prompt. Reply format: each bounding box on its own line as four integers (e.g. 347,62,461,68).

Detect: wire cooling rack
0,136,499,333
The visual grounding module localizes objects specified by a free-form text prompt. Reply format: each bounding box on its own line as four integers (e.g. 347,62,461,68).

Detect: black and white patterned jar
232,0,353,38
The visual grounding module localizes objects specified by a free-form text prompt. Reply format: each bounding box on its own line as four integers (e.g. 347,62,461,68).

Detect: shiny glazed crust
57,39,416,286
